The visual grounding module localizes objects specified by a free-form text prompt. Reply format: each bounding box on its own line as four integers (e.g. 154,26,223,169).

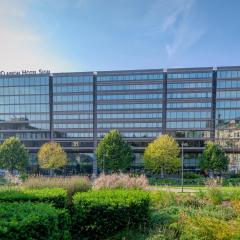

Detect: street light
181,142,188,193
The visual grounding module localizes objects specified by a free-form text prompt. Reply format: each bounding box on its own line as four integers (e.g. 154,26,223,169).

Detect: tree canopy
96,130,135,172
0,136,28,173
38,142,67,170
199,141,229,176
144,134,180,177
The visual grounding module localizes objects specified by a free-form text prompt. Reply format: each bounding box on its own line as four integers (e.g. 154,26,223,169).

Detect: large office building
0,66,239,173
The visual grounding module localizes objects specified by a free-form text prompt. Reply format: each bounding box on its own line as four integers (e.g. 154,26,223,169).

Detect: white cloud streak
143,0,206,58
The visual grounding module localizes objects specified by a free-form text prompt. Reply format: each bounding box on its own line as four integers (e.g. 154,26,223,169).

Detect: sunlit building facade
0,66,239,173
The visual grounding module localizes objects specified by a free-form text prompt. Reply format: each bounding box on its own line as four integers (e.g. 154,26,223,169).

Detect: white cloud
0,0,76,72
162,0,206,57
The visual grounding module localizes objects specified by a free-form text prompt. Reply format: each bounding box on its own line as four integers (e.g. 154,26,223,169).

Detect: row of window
53,76,93,84
97,122,162,129
97,84,162,91
167,121,211,129
216,100,240,108
0,132,50,139
53,104,93,112
168,72,212,79
167,102,211,109
53,114,93,120
53,95,93,103
53,132,93,138
97,74,163,81
54,123,93,129
97,113,162,119
0,86,48,95
0,77,49,86
167,92,211,99
97,93,162,100
97,103,162,110
217,110,240,120
217,91,240,99
217,80,240,88
53,85,93,93
169,130,211,138
0,95,49,105
97,132,160,138
167,111,211,119
0,123,50,130
0,114,49,121
217,70,240,78
168,82,211,89
0,104,49,114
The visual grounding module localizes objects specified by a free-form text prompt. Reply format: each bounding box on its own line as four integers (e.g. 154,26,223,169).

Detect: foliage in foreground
93,173,148,190
0,187,67,208
22,175,91,198
96,130,135,172
0,136,28,173
144,135,180,177
72,189,150,239
0,202,70,240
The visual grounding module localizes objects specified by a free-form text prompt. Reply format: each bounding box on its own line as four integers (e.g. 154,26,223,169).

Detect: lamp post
181,142,188,193
181,142,184,193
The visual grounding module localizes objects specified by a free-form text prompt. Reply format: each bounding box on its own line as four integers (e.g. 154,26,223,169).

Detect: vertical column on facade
49,75,53,141
92,72,98,176
211,69,217,141
162,69,168,134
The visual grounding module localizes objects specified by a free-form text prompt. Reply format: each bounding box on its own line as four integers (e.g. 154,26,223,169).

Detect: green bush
207,187,224,205
179,215,240,240
183,172,201,179
0,188,67,208
72,189,150,239
0,202,70,240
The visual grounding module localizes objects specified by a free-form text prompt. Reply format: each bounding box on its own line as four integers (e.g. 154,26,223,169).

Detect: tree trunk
160,167,164,178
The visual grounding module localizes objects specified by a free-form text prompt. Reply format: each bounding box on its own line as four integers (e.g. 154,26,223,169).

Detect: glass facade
97,71,163,149
0,66,239,172
0,74,50,153
216,69,240,171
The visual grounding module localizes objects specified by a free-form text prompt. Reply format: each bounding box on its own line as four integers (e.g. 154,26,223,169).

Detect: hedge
0,188,67,208
72,189,150,239
0,202,70,240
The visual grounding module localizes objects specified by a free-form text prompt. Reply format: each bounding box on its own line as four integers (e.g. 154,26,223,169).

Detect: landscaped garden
0,131,239,239
1,174,240,239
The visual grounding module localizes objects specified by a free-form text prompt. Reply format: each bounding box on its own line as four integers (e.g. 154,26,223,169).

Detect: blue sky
0,0,240,72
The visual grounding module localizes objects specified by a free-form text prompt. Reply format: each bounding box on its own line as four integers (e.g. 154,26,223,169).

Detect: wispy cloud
163,0,206,57
143,0,206,59
0,0,76,72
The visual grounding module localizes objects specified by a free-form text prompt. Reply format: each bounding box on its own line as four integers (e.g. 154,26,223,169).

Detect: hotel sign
0,69,50,76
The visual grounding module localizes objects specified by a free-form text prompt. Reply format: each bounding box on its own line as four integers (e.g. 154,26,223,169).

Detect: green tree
38,142,67,173
96,130,134,172
144,134,180,178
0,136,28,173
199,141,229,176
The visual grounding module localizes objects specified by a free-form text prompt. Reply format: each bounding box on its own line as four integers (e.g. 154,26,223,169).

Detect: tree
199,141,229,176
96,130,135,172
38,142,67,173
0,136,28,173
144,135,180,178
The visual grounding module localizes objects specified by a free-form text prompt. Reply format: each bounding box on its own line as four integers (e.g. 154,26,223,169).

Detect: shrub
178,214,240,240
207,187,224,205
72,189,150,239
93,173,148,190
0,202,70,240
183,172,201,179
0,188,67,208
22,175,91,198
